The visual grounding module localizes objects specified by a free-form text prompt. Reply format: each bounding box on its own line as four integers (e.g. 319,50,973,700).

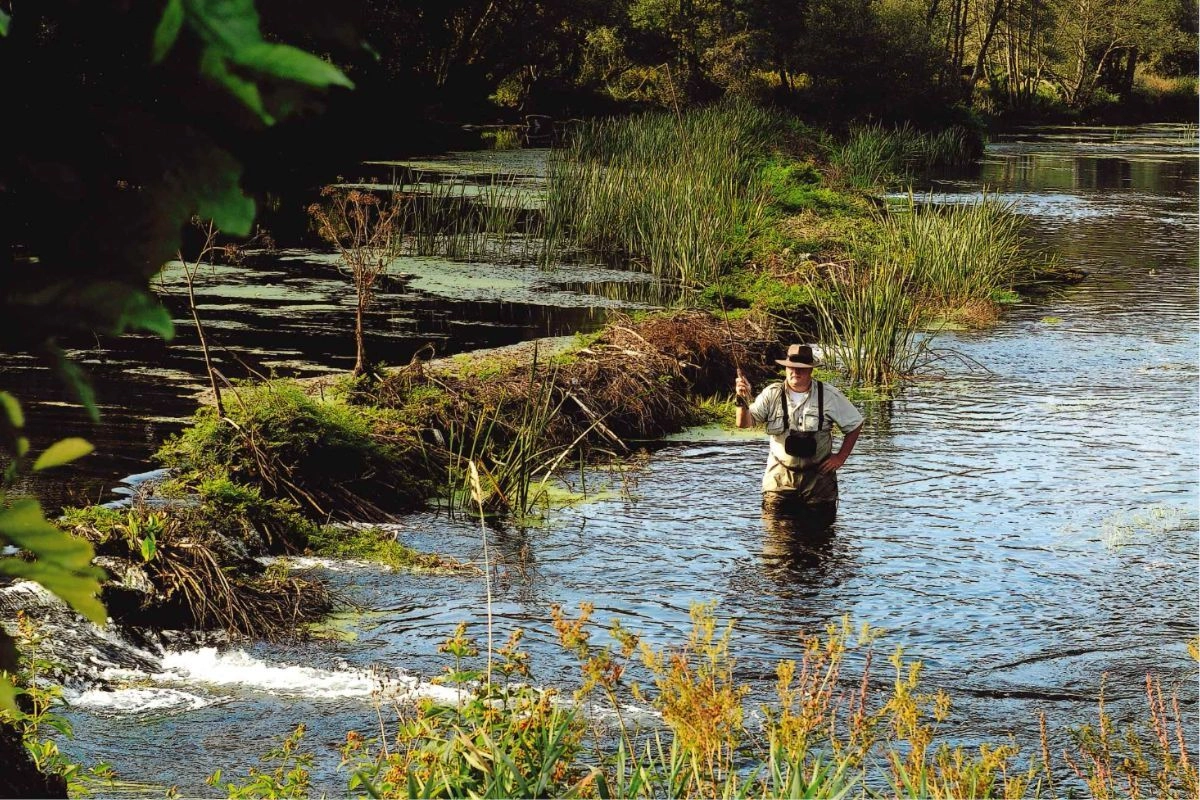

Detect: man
735,344,863,524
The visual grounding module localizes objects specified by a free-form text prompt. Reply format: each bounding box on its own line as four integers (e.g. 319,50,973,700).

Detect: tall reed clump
805,256,926,388
830,123,981,189
883,193,1036,309
807,195,1036,388
396,173,547,264
544,101,775,288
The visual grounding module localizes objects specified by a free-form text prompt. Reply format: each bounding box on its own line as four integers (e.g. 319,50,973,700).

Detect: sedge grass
882,193,1036,309
805,256,927,388
807,195,1038,389
830,123,981,189
544,101,776,288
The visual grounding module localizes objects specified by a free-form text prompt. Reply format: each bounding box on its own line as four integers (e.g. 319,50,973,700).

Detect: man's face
785,366,813,390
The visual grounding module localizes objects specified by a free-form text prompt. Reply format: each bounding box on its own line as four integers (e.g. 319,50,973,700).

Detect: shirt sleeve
748,384,776,425
823,383,864,433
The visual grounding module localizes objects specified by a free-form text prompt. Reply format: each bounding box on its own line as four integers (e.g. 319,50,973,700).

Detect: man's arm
734,372,756,428
818,425,861,473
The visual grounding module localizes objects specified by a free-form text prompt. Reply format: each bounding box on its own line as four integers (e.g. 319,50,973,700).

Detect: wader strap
780,380,825,431
817,381,824,429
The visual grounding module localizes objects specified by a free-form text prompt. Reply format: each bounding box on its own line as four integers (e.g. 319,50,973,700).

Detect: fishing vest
772,380,832,471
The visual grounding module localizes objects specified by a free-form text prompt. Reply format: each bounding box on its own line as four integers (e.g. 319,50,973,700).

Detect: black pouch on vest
784,431,817,457
780,381,824,460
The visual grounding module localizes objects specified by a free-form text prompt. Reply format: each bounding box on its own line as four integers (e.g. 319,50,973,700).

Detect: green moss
689,396,741,429
156,380,435,519
698,270,819,318
59,505,124,535
307,525,471,573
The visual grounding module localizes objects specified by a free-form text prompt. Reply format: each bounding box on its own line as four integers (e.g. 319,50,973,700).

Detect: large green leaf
0,392,24,429
0,558,107,627
0,500,107,626
231,42,354,89
0,675,16,716
32,438,95,472
67,283,176,339
184,0,352,109
185,0,263,52
201,47,274,125
0,500,95,572
153,0,186,63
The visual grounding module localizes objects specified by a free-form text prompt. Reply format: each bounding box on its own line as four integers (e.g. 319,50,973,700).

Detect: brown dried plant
308,188,402,379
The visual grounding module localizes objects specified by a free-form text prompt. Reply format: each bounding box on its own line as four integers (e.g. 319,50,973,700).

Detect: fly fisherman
734,344,863,524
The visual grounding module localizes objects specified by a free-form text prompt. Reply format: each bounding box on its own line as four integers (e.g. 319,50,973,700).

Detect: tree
308,189,401,380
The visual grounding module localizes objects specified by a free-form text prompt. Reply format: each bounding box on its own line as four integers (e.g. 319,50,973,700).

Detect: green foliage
0,395,107,703
208,724,313,799
341,626,590,798
157,381,434,519
697,271,818,320
193,471,318,548
1,614,116,794
1,0,353,415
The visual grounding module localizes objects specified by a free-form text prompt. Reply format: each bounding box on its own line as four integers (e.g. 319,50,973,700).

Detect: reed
805,256,927,388
544,101,775,287
395,172,548,264
883,193,1035,308
442,350,574,519
830,123,981,189
806,195,1036,388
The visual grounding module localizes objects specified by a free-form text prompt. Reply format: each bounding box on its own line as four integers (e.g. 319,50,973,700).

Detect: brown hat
775,344,817,368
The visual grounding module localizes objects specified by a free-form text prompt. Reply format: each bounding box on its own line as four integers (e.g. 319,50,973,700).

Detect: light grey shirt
749,381,864,466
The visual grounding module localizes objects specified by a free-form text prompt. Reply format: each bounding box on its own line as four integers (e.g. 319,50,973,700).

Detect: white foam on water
158,647,377,698
65,686,214,716
257,555,372,572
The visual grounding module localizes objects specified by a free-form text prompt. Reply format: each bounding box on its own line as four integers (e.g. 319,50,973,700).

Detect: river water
22,125,1200,793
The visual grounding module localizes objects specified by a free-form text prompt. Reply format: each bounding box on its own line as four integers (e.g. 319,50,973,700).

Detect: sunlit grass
544,101,776,287
830,123,981,189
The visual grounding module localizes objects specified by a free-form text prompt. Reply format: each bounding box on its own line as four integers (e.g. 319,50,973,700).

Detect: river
13,124,1200,794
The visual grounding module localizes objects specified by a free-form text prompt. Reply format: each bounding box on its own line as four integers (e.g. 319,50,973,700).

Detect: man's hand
818,426,861,473
818,453,847,473
734,372,752,402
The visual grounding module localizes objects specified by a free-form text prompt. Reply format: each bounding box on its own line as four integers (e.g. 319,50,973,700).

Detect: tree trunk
353,296,367,377
969,0,1011,92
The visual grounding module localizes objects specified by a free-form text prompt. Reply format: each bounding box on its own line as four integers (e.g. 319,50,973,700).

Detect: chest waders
762,381,838,507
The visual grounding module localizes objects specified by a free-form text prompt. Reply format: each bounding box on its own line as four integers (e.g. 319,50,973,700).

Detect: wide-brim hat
775,344,817,368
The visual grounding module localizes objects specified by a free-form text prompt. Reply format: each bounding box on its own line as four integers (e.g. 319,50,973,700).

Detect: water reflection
757,498,858,593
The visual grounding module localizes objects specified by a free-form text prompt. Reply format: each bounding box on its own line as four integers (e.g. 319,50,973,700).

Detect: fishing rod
715,278,748,408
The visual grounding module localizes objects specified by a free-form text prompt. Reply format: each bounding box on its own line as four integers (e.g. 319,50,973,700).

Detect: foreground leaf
152,0,186,62
0,499,107,625
32,438,95,472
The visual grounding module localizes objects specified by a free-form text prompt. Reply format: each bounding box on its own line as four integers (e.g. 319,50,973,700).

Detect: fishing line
715,278,748,406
